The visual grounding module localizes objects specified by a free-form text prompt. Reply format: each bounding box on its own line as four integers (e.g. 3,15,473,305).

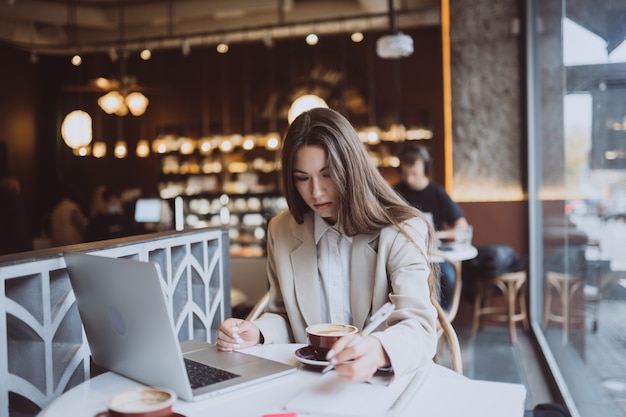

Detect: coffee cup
455,225,473,246
95,387,176,417
305,323,358,361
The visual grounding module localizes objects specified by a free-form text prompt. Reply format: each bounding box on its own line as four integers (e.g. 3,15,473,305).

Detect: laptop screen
134,198,162,223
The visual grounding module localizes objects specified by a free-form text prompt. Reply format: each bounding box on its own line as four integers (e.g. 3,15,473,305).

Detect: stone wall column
449,0,525,201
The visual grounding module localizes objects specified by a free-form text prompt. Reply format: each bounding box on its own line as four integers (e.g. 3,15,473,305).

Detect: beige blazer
253,210,438,376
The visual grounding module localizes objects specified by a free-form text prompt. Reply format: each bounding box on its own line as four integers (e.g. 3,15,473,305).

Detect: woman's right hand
216,318,261,351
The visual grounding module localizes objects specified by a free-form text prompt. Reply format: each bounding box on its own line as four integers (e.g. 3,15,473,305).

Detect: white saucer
294,346,329,367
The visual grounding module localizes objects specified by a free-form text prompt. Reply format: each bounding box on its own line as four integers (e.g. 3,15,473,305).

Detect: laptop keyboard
184,358,240,389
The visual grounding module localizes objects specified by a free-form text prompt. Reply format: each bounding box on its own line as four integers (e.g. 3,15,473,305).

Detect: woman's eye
293,176,308,182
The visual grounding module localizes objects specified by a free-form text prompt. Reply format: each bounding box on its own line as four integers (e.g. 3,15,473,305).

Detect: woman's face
292,145,339,223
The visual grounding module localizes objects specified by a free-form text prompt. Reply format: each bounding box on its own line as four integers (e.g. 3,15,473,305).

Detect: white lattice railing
0,228,230,417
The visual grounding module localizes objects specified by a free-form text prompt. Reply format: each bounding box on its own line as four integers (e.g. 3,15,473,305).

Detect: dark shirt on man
394,181,464,231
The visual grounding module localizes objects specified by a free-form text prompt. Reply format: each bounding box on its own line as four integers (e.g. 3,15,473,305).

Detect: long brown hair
280,107,440,302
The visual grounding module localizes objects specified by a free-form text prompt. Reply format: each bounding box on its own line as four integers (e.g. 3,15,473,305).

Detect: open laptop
64,252,296,401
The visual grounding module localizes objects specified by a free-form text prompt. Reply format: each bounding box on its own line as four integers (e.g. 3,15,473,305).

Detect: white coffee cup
96,387,176,417
455,225,473,246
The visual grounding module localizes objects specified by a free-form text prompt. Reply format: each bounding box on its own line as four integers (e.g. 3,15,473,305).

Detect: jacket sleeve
371,217,438,376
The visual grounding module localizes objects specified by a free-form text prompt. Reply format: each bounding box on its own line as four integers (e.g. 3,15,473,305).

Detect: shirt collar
314,214,352,245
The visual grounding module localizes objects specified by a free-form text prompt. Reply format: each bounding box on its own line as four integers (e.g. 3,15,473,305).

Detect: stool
543,271,585,345
471,271,530,344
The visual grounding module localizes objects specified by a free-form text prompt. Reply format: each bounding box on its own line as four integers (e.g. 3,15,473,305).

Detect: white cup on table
455,225,473,246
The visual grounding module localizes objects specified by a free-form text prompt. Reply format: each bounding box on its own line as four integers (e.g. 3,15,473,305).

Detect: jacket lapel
350,232,379,330
290,215,323,326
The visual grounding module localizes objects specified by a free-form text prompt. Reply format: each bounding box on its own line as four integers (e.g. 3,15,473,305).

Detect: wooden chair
471,271,530,344
543,271,586,345
435,302,464,374
438,254,463,323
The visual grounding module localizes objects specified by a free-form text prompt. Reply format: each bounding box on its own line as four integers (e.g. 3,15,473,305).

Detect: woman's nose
311,179,324,198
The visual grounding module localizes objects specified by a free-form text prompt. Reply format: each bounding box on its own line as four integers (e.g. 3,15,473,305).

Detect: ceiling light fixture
139,48,151,60
305,33,319,46
92,141,107,158
97,82,149,116
351,31,364,43
73,146,90,157
61,110,92,149
97,2,149,117
114,140,128,158
71,54,82,66
125,91,149,116
216,41,229,54
377,0,414,59
136,139,150,157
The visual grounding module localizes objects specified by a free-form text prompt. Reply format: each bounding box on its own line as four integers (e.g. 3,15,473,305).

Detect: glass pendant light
61,110,92,149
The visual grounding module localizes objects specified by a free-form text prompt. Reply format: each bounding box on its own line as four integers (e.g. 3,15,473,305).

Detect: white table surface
38,343,526,417
433,244,478,263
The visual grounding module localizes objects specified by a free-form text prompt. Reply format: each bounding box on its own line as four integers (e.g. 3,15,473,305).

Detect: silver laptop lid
64,252,194,399
64,252,296,401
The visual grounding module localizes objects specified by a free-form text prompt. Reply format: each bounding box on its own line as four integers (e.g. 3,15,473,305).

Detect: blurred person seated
50,183,88,246
394,144,469,312
84,185,134,242
0,176,32,255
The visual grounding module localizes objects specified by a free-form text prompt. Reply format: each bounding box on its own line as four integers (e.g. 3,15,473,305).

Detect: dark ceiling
0,0,440,55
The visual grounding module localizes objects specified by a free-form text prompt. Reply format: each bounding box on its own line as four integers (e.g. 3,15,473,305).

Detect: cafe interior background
1,0,626,416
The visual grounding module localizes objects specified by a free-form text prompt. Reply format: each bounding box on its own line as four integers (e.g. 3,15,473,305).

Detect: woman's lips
314,202,331,210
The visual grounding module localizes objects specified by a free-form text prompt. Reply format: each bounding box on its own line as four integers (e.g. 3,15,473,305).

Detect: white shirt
314,214,353,325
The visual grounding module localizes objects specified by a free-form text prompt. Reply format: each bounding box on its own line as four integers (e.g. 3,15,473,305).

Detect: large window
529,1,626,416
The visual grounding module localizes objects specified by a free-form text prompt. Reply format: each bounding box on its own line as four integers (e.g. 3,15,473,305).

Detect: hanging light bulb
219,137,234,153
242,135,256,150
92,141,107,158
98,91,125,114
73,146,91,156
358,126,381,144
199,137,213,154
136,139,150,157
179,137,196,155
125,92,149,116
114,140,128,158
263,132,281,150
152,137,169,154
61,110,92,149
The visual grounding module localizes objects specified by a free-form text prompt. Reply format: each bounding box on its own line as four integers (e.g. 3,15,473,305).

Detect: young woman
217,107,439,382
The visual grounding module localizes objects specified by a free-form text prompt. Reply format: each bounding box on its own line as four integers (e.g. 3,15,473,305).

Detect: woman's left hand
326,335,390,382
